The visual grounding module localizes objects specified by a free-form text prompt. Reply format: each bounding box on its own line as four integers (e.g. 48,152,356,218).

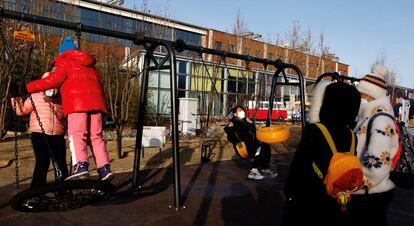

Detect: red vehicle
247,100,288,121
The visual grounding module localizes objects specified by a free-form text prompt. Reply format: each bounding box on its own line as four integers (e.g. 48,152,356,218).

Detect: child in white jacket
350,64,399,226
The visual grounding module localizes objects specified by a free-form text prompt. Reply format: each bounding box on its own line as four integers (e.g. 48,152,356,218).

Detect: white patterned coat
353,97,399,194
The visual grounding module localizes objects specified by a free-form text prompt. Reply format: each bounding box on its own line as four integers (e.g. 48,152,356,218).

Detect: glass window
215,41,222,50
178,61,187,74
238,78,246,94
159,71,171,88
257,73,266,98
248,82,255,96
147,89,158,113
228,44,235,52
267,53,273,59
214,94,223,115
175,29,202,56
175,29,202,46
158,90,171,114
148,71,159,88
265,73,273,97
228,75,237,93
152,24,172,40
125,18,134,33
178,74,186,90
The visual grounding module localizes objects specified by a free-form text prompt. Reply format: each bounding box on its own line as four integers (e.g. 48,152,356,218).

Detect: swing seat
235,142,249,159
256,125,290,144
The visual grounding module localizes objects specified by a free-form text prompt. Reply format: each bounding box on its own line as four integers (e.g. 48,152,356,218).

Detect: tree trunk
116,124,124,158
0,100,8,141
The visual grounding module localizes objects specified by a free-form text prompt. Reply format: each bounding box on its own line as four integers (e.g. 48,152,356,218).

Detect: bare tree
97,40,140,159
299,27,313,54
274,33,284,47
286,20,301,52
232,9,249,36
284,20,302,75
315,31,333,76
198,58,222,152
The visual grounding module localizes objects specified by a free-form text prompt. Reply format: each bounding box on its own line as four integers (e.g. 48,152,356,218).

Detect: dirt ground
0,124,302,188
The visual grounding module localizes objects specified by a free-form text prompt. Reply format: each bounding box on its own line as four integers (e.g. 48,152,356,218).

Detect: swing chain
12,98,20,190
76,23,82,50
13,131,20,189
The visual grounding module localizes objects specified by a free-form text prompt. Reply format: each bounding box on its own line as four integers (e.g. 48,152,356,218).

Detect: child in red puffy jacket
26,36,113,181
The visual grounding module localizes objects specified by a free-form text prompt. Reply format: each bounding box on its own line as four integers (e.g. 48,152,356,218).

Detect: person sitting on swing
10,72,69,189
26,36,113,181
225,105,278,180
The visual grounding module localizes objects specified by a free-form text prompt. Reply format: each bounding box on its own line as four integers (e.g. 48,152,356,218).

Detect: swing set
1,7,307,211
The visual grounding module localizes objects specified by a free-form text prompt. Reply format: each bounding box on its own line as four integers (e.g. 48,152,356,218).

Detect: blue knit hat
58,36,77,55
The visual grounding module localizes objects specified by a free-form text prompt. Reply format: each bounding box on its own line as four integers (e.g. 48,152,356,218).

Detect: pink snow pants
68,112,109,168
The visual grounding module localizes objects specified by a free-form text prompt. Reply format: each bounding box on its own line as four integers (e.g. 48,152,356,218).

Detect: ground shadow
191,138,226,226
104,146,194,206
220,176,286,226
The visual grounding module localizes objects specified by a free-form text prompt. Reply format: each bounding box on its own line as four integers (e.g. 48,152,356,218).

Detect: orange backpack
312,123,363,211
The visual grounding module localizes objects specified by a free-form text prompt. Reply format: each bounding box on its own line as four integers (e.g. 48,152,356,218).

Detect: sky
123,0,414,88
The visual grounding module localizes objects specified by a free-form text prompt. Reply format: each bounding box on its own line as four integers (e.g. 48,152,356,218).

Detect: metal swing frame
315,72,361,86
0,7,307,209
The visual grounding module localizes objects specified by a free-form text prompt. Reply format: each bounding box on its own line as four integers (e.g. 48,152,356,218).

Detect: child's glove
45,89,59,98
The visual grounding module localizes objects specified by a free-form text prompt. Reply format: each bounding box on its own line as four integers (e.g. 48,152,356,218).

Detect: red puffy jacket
26,50,108,116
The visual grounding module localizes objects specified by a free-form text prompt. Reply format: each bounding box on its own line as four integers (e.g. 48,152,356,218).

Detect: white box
142,126,166,147
179,98,199,135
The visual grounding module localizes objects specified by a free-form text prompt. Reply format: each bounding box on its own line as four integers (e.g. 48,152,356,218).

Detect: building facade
8,0,352,118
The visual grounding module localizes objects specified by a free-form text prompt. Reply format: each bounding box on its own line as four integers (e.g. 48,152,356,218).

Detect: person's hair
396,91,403,98
232,105,245,114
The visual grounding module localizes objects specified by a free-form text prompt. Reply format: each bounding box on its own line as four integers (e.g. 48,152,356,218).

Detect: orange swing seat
256,125,290,144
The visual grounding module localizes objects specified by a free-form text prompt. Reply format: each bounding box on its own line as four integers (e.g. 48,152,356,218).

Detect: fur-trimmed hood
309,80,332,123
309,80,360,127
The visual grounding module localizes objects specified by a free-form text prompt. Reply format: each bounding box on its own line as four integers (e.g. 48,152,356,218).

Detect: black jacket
282,82,361,225
224,117,260,158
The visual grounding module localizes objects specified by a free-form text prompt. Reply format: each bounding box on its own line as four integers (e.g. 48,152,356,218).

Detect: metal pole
266,69,283,127
132,45,154,190
290,65,307,129
164,41,182,209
